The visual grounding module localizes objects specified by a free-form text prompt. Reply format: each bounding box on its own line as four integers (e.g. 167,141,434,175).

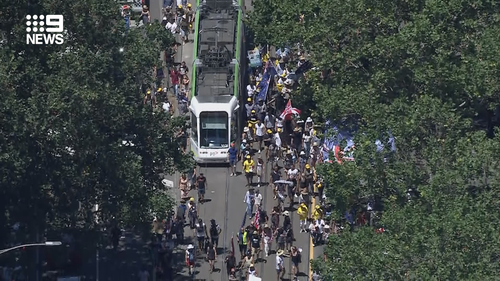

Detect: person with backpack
206,242,217,273
195,219,208,251
209,219,222,248
185,244,196,275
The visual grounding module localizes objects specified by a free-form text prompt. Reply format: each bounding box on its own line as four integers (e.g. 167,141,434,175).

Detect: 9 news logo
26,15,64,45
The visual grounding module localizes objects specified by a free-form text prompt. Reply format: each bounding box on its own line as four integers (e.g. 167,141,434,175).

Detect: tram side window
191,112,198,144
199,112,229,149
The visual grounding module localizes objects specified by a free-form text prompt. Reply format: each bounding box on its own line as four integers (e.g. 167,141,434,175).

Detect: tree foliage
0,0,192,244
249,0,500,278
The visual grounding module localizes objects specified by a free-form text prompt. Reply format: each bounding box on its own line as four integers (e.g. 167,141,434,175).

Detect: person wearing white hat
276,249,285,280
305,116,314,132
185,244,196,275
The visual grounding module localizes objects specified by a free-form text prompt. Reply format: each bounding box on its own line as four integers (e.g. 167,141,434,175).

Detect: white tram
189,95,240,163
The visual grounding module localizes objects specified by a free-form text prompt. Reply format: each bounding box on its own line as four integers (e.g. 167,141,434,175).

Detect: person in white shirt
244,189,254,218
246,83,257,98
162,101,172,113
253,189,263,214
275,117,284,132
264,112,274,129
165,20,177,34
287,166,299,205
248,264,258,278
255,120,265,153
273,132,282,153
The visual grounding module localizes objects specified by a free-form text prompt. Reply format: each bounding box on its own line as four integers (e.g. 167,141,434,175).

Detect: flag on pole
280,100,301,120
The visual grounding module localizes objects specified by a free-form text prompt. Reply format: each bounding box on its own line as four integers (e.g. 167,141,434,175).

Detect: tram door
231,106,240,143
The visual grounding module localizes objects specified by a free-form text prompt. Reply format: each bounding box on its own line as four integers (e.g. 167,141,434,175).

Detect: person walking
207,242,217,273
255,120,266,153
209,219,222,249
237,227,249,260
276,250,285,280
244,188,255,218
297,202,309,233
253,189,263,216
262,223,273,257
179,173,190,199
195,219,208,251
243,155,255,186
290,246,302,279
256,157,264,187
196,173,207,203
228,142,238,176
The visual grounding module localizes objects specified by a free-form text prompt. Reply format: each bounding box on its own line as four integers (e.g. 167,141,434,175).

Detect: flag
280,100,301,120
254,210,260,229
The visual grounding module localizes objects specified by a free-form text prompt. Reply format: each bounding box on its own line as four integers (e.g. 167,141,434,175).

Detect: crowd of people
215,46,338,281
121,3,193,114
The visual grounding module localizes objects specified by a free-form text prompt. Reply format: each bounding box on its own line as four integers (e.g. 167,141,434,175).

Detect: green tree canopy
0,0,192,243
249,0,500,279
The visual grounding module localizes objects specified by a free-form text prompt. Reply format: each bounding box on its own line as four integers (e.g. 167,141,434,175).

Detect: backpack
197,223,204,233
210,224,218,237
188,251,195,262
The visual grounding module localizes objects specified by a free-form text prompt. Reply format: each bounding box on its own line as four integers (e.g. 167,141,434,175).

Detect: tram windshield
199,111,229,149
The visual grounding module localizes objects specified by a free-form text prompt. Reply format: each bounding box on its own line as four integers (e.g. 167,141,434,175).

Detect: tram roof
190,95,238,117
194,0,237,102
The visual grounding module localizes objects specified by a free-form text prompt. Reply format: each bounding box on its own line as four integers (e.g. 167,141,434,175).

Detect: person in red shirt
170,67,180,99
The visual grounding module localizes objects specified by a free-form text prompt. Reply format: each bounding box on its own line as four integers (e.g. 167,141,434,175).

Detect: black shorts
245,172,253,178
198,189,206,195
197,236,205,243
256,135,264,142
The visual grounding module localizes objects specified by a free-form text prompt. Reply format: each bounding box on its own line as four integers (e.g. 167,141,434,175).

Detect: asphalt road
152,0,326,280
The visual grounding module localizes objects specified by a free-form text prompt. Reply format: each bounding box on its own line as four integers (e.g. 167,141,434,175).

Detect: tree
249,0,500,278
0,0,192,247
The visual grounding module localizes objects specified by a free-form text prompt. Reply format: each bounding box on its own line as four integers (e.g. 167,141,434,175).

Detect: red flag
280,100,301,120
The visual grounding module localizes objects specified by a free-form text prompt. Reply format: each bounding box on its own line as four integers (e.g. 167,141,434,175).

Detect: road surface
155,0,326,280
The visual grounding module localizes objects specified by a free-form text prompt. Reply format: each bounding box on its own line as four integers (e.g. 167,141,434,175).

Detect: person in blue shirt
227,142,238,176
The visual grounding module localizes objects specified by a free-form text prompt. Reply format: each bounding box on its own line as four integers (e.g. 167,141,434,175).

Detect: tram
189,0,245,163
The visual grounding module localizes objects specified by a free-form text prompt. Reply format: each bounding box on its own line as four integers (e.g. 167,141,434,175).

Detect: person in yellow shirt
297,202,308,232
242,155,255,186
313,205,323,221
315,181,324,203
